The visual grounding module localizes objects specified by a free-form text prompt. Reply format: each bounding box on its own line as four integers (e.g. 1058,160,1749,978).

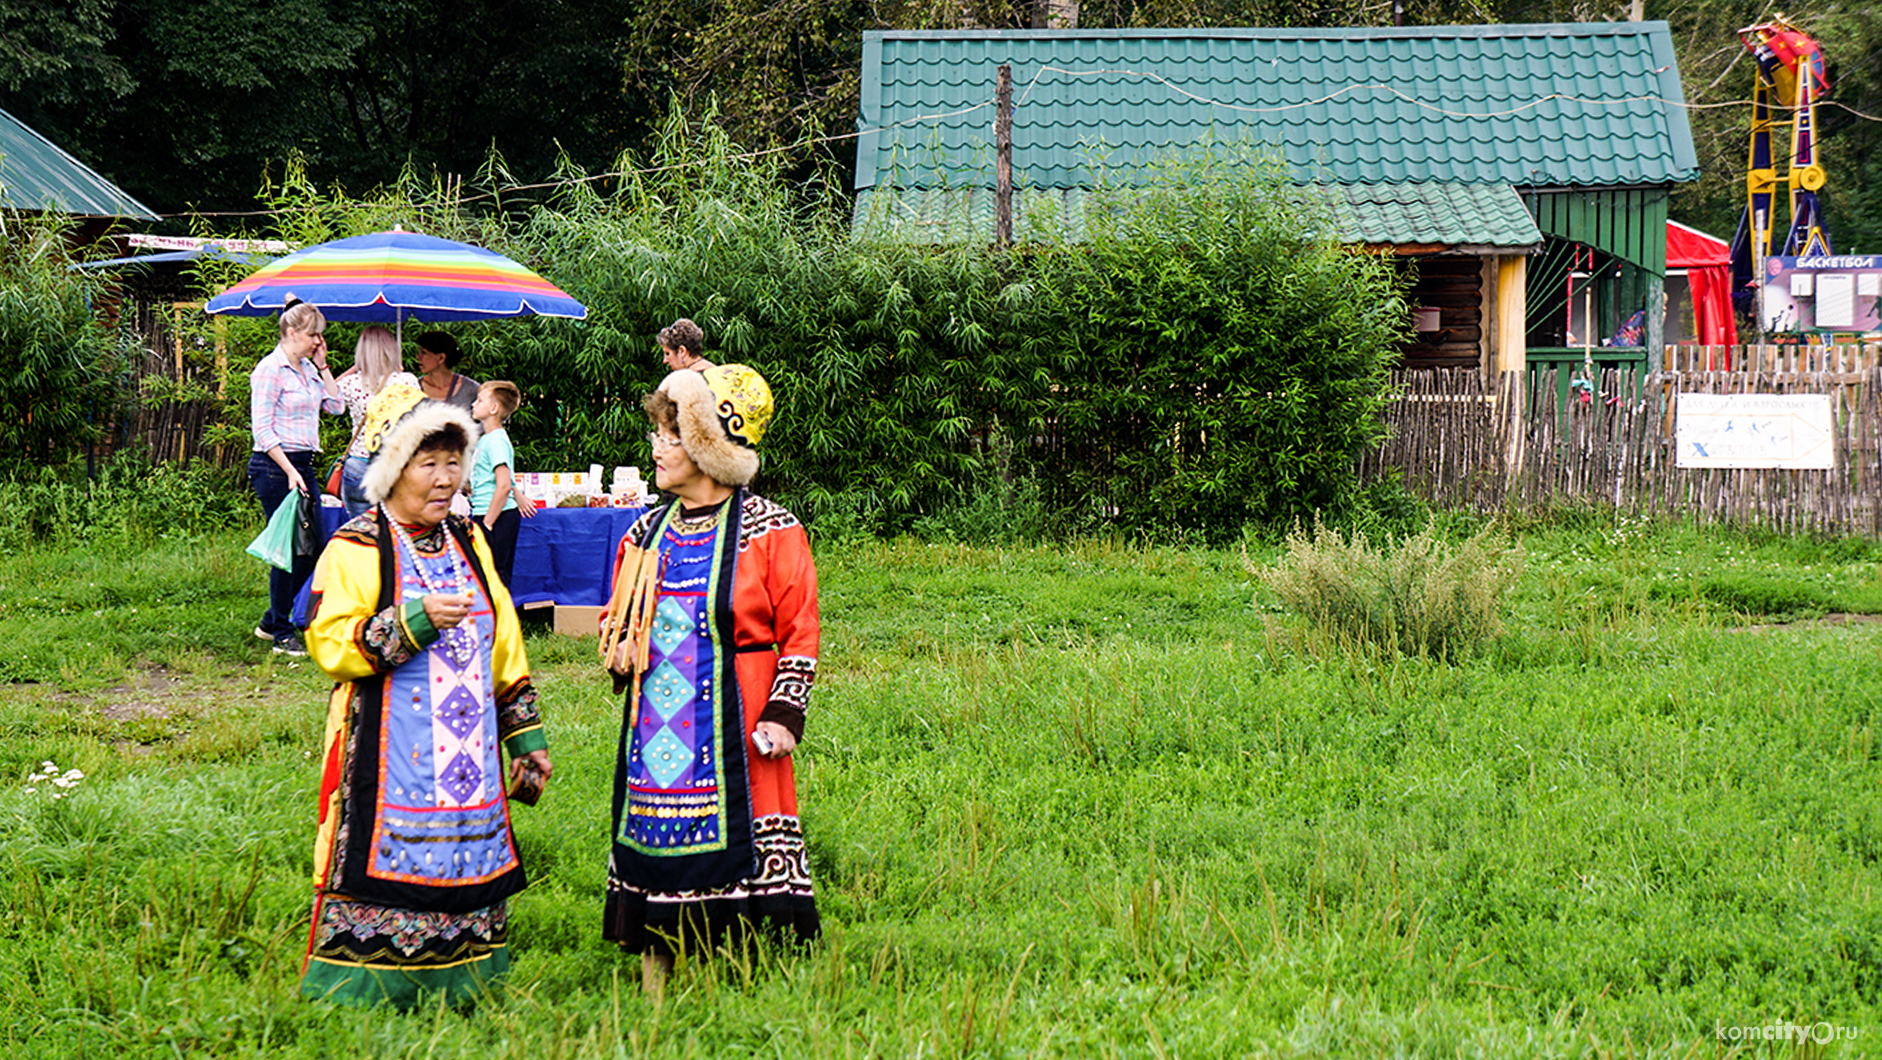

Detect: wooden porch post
1496,254,1529,473
1495,255,1527,376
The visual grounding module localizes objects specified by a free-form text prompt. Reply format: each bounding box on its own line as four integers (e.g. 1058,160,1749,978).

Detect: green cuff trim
398,599,439,650
503,727,548,759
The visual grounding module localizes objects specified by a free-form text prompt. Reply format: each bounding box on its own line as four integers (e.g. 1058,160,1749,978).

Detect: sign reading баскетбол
1675,393,1835,469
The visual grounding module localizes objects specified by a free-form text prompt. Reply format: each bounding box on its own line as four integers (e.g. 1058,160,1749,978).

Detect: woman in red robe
599,364,820,992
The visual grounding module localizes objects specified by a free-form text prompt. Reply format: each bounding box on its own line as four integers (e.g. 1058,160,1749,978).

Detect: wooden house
851,23,1700,378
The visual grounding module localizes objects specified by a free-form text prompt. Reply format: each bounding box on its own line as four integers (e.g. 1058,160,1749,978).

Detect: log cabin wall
1399,255,1486,371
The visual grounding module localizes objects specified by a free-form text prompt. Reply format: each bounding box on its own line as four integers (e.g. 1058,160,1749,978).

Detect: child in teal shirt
469,380,533,588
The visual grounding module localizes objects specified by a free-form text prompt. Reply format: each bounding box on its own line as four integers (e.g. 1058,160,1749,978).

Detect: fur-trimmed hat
359,383,481,503
658,364,773,487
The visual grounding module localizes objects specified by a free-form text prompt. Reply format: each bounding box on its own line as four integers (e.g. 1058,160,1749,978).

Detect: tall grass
0,455,256,555
1,521,1880,1056
1254,519,1525,660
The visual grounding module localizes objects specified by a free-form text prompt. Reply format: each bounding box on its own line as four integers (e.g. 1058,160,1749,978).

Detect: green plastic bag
245,489,303,571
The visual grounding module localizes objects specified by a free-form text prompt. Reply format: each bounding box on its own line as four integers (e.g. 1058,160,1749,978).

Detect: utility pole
1031,0,1078,28
995,64,1013,250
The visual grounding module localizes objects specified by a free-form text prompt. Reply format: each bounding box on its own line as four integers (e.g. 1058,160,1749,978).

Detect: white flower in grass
22,788,34,795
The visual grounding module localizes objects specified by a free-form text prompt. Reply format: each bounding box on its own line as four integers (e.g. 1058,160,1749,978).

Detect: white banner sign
1675,393,1835,469
126,233,294,253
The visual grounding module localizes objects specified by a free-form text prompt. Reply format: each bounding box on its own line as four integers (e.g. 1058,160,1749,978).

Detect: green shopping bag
245,489,303,571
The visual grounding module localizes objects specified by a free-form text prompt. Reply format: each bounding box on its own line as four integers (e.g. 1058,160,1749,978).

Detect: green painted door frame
1521,187,1671,355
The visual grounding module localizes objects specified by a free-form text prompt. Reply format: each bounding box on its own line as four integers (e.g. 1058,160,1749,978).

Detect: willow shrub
0,212,126,476
1032,162,1406,535
508,121,1402,540
161,116,1406,541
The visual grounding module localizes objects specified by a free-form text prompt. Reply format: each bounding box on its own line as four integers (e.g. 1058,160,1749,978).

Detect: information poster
1760,255,1882,334
1675,393,1835,469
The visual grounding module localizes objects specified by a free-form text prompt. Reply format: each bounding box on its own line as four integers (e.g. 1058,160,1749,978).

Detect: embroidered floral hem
300,895,510,1010
603,813,820,956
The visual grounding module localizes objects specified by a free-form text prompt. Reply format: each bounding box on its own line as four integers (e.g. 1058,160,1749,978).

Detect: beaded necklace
385,510,477,667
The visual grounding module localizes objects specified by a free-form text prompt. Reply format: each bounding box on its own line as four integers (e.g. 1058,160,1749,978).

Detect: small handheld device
751,729,775,756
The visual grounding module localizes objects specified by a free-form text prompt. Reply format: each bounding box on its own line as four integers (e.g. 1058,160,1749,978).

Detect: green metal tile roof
856,24,1698,193
0,107,158,220
1328,181,1541,247
854,181,1543,248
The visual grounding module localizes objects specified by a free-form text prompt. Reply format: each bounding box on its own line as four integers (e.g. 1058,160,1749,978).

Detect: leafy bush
1034,155,1405,536
910,423,1055,546
1253,518,1525,660
0,455,255,553
0,212,127,475
164,116,1403,543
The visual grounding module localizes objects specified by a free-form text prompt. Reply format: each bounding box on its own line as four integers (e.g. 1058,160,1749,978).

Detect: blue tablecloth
508,506,648,607
291,504,648,625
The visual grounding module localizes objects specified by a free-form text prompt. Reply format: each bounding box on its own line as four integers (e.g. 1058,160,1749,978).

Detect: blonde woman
334,325,418,517
248,295,344,656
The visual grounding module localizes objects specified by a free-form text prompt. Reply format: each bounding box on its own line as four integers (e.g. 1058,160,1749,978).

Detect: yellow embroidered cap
361,383,426,461
358,383,480,503
703,364,773,449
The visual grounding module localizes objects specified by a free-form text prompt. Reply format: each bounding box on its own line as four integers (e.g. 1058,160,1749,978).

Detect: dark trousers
340,453,372,520
249,450,319,637
485,507,521,592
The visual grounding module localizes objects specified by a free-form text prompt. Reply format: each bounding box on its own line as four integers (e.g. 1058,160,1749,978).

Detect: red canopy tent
1668,220,1738,349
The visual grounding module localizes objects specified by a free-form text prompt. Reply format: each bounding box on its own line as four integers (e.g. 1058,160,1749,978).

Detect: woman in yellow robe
301,384,551,1009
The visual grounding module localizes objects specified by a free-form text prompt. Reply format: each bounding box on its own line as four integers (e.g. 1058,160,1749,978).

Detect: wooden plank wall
1365,344,1882,536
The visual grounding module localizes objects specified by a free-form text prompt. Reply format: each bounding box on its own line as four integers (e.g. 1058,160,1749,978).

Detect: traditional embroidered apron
335,513,527,914
610,500,757,892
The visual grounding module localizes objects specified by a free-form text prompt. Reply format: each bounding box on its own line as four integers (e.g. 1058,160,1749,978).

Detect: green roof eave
0,107,159,220
853,181,1544,250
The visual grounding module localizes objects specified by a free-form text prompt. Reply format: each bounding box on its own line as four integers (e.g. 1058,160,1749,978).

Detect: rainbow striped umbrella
203,228,587,323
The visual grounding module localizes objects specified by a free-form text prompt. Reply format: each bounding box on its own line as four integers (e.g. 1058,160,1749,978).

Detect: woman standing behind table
598,364,820,994
657,317,713,373
301,384,552,1010
414,331,479,413
334,325,418,518
249,295,344,657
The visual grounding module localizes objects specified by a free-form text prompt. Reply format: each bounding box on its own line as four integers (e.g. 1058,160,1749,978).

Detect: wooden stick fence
1364,345,1882,537
104,301,233,468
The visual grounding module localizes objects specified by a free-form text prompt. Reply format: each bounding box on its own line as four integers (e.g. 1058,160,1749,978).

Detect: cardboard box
552,604,603,637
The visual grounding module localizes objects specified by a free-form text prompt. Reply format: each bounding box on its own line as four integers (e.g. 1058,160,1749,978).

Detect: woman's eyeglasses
647,432,683,451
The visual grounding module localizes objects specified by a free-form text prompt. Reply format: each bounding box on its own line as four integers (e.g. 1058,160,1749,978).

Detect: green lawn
1,522,1879,1057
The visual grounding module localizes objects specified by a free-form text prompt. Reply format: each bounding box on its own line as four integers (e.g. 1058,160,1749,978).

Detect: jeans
484,507,521,591
249,450,319,637
340,453,372,519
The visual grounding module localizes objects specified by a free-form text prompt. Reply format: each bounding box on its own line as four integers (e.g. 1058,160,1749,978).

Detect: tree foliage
1,0,1878,246
172,117,1402,540
0,0,640,215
